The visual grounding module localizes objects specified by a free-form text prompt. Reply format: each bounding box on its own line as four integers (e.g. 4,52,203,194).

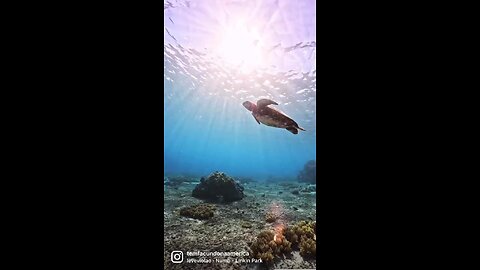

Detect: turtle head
242,101,257,112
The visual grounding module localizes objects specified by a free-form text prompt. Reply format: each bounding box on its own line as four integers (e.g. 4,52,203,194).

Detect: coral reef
164,175,189,187
284,220,316,258
164,177,317,269
285,220,316,245
249,230,292,264
192,171,245,203
179,203,216,220
299,236,316,257
297,160,316,183
300,185,316,193
265,212,279,223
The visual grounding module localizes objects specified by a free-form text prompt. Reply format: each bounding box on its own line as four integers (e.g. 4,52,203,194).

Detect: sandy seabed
164,178,317,270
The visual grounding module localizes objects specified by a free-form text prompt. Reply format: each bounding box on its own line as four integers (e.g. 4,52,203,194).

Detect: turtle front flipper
257,99,278,109
252,114,260,124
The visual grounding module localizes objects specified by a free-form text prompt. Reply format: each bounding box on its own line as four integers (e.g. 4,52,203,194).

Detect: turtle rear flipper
286,126,299,134
293,121,306,131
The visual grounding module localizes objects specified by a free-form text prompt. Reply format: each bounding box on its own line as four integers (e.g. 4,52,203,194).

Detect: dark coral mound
297,160,316,183
250,230,292,264
192,171,245,203
179,203,216,220
284,220,316,258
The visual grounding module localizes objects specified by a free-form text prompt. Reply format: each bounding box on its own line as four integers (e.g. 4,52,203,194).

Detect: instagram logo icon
170,251,183,263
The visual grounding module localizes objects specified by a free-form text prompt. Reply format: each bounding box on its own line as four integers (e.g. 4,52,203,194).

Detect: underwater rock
291,190,300,195
241,221,253,228
179,203,216,220
297,160,316,183
191,171,245,203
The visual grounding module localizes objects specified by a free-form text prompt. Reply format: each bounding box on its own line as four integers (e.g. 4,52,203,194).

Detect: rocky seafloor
164,173,317,270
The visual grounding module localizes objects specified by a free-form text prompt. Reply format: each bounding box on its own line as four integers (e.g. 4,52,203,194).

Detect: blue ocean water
164,0,316,180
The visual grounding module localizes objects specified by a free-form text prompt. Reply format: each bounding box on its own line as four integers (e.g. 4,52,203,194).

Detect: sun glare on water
216,20,265,73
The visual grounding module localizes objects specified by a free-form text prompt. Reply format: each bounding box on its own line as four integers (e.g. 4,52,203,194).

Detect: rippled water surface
164,0,316,178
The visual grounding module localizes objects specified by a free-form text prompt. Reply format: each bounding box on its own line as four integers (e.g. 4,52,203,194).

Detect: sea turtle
242,99,306,134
